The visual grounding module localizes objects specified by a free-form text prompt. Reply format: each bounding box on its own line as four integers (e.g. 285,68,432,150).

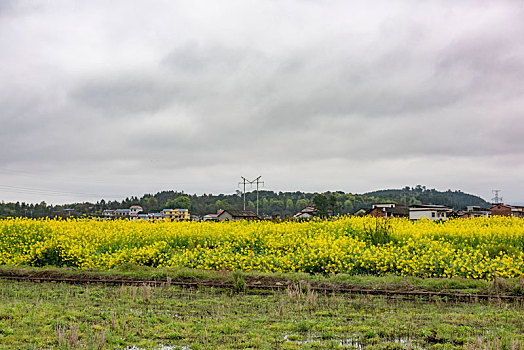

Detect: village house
490,204,524,218
352,208,367,216
101,209,115,218
366,203,409,218
203,213,218,221
409,204,453,221
217,209,259,221
458,206,491,218
294,206,318,219
114,208,131,218
136,213,164,221
162,208,190,221
129,205,143,217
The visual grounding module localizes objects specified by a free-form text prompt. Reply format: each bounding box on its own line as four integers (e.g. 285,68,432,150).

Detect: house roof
352,208,367,215
365,206,409,216
410,204,450,209
219,209,258,218
386,206,409,215
490,204,520,210
294,212,314,218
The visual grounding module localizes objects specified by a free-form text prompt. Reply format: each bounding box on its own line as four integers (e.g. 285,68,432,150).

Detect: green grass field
1,271,524,349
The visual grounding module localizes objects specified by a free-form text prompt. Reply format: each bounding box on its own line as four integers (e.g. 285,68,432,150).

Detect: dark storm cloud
1,0,523,203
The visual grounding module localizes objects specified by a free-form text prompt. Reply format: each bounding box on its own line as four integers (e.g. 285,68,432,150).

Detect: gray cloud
1,0,523,204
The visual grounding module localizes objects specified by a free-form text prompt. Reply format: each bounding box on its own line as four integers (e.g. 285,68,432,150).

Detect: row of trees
0,191,376,218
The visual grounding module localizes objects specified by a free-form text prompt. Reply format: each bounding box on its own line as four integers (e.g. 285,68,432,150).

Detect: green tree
262,198,269,211
215,200,232,211
313,194,329,218
296,199,309,211
165,196,191,210
143,197,158,212
328,195,339,215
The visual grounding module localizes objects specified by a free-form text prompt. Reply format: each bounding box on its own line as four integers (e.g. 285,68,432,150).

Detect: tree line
0,186,490,219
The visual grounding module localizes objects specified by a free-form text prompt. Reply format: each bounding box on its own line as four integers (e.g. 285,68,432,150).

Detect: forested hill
364,186,490,209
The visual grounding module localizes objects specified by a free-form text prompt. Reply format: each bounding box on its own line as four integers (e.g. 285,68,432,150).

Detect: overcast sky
1,0,523,205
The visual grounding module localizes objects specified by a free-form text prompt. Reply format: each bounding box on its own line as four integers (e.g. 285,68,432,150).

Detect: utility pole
251,176,264,216
239,177,250,210
238,176,264,214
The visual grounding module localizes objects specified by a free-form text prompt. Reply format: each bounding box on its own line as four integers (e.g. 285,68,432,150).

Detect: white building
129,205,143,217
459,206,491,218
409,205,453,221
203,214,218,221
294,212,315,219
136,213,164,221
114,209,131,218
294,206,318,219
102,209,115,217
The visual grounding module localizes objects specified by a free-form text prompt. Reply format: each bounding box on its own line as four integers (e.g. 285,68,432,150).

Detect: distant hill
364,186,490,210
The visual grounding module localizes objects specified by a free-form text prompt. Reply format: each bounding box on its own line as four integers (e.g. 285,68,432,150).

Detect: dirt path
1,270,521,301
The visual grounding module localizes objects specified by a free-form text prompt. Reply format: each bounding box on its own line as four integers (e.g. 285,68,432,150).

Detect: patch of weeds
232,271,246,293
487,245,519,259
286,334,300,341
376,342,406,350
320,331,335,340
489,275,511,294
423,329,449,345
165,332,183,340
294,321,315,333
0,325,14,335
112,262,149,273
362,218,396,246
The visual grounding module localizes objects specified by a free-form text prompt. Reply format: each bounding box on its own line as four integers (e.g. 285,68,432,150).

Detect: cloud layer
1,0,523,204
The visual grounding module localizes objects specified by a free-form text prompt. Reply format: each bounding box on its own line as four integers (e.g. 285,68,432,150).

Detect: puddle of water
284,334,364,349
284,334,418,349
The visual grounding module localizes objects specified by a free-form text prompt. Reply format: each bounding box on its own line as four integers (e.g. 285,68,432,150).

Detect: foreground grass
1,279,524,349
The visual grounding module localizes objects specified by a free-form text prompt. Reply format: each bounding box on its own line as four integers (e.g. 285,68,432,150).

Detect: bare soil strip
0,270,521,301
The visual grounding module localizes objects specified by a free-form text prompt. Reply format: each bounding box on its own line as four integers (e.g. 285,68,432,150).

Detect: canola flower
1,216,524,280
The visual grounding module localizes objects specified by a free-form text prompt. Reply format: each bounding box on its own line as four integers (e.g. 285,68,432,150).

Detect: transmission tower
491,190,503,204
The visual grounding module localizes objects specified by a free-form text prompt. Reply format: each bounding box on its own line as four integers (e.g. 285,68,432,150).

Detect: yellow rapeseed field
1,216,523,280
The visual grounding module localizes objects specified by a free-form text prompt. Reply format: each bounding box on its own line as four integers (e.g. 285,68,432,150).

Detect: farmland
2,217,524,348
1,217,524,279
1,277,524,349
